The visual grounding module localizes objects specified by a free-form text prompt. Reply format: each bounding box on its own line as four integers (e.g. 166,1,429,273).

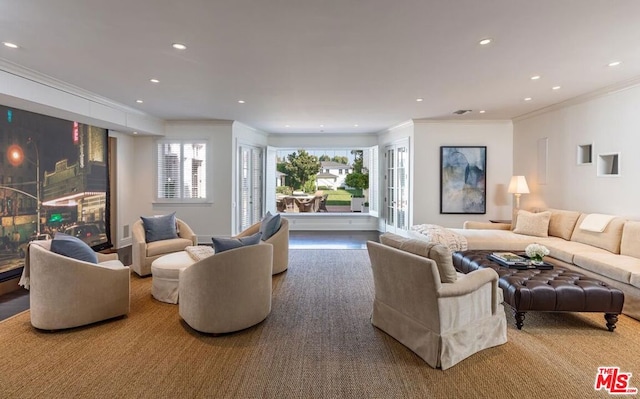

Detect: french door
384,140,409,233
238,145,264,232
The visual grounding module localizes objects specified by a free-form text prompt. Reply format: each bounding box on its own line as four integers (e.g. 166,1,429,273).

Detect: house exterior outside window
156,140,207,201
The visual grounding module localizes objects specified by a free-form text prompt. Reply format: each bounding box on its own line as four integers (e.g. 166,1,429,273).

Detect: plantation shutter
251,148,263,221
157,142,181,199
157,141,207,200
239,147,251,231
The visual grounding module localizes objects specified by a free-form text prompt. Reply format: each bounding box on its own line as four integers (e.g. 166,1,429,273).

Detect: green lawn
326,189,362,205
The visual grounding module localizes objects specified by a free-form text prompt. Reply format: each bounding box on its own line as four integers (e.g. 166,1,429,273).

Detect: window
273,147,376,214
157,141,207,200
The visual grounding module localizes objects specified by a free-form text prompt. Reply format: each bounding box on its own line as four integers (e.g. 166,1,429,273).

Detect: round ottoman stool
151,251,195,304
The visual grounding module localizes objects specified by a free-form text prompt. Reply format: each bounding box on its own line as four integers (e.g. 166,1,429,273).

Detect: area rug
0,249,638,398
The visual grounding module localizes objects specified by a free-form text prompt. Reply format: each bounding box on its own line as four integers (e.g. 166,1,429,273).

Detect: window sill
152,201,214,207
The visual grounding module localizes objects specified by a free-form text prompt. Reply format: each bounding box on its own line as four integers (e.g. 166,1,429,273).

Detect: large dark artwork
1,105,111,275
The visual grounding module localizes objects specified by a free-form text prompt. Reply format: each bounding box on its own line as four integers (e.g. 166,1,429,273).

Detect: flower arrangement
525,243,550,263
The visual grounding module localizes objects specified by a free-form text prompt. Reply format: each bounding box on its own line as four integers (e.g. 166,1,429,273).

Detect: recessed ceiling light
238,100,245,104
2,42,19,49
136,99,144,103
133,131,138,135
354,124,359,127
608,61,621,67
150,78,159,83
172,43,187,50
552,86,561,90
416,98,424,102
524,97,532,101
530,75,541,80
479,110,486,114
320,124,324,127
479,38,492,45
285,125,290,128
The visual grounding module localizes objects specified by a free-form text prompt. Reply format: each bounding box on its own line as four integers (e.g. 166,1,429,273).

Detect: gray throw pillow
50,232,98,264
140,212,178,243
212,232,262,253
259,212,281,241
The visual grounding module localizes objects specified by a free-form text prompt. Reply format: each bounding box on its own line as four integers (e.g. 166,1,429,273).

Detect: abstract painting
440,146,486,214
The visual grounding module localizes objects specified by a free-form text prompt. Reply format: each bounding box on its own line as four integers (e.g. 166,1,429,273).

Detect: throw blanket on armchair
408,224,468,251
185,245,215,261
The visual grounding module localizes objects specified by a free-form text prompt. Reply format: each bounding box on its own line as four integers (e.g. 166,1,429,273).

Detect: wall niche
597,152,620,177
577,144,592,165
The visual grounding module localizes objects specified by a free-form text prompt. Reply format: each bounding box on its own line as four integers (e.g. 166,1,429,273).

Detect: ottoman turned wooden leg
605,313,619,332
514,311,526,330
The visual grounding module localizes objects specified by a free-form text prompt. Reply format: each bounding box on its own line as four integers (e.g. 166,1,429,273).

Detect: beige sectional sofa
448,209,640,321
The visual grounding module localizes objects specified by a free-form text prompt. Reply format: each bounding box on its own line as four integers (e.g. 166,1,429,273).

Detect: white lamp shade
508,176,530,194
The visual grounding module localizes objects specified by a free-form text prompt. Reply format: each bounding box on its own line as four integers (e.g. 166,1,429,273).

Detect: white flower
525,243,550,259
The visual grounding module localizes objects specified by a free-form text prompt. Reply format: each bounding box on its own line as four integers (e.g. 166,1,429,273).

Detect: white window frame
155,139,209,203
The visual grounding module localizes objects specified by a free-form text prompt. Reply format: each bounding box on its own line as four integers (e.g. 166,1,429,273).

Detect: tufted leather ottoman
452,250,625,331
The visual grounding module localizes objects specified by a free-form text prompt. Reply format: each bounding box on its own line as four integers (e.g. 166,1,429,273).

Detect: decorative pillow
259,212,282,241
398,239,458,284
537,208,581,240
140,212,178,243
570,214,626,254
50,232,98,264
212,232,262,253
380,233,457,283
513,210,551,237
621,221,640,258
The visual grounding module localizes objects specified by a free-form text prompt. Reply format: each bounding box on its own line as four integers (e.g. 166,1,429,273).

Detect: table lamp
508,175,530,209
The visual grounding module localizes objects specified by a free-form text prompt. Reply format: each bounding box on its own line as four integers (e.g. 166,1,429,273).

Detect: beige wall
411,120,514,228
108,131,139,248
513,85,640,220
131,121,235,242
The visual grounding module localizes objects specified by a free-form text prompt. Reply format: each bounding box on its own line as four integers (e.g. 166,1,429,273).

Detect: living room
2,1,640,397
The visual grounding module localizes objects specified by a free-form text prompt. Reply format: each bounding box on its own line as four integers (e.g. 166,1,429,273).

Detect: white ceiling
2,0,640,134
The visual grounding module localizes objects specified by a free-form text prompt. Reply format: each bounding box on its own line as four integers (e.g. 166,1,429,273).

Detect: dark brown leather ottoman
452,250,625,331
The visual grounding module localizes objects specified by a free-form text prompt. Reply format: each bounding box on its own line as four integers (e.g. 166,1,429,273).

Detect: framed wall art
440,146,487,214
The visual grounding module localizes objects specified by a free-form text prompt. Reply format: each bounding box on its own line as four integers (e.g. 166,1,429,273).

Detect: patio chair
295,198,314,213
318,194,329,212
312,195,323,212
284,197,297,212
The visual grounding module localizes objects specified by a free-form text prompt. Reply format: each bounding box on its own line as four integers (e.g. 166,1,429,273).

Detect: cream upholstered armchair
24,241,130,330
178,242,273,334
235,217,289,274
131,218,197,276
366,238,507,370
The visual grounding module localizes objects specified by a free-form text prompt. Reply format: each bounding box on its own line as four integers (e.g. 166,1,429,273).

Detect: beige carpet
1,249,639,399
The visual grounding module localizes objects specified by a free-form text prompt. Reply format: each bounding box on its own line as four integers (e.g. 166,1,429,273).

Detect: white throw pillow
513,210,551,237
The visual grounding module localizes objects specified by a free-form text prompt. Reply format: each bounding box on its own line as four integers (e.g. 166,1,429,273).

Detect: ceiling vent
453,109,473,115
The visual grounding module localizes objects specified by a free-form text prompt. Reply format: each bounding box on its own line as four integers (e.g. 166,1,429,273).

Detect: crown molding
0,57,152,117
412,118,512,126
514,75,640,122
268,132,378,139
232,120,268,135
165,119,233,127
376,119,414,134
